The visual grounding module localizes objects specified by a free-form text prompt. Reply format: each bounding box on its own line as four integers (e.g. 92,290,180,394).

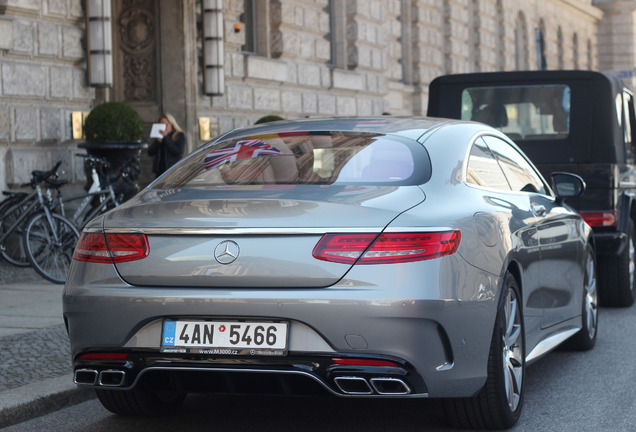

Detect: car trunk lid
103,185,425,287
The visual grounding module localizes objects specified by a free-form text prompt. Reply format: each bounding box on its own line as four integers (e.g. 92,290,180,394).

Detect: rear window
461,85,571,141
152,131,430,188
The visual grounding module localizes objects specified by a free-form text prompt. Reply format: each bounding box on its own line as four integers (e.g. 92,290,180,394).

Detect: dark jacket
148,131,185,176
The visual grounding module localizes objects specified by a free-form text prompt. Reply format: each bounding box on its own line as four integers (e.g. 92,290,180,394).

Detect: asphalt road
6,303,636,432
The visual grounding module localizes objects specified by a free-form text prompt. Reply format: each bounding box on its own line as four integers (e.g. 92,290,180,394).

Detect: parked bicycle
0,190,30,266
0,161,80,284
59,155,125,229
0,161,65,267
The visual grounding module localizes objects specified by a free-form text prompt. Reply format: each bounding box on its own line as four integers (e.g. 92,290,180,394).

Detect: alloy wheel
502,288,523,412
584,252,598,339
629,236,635,294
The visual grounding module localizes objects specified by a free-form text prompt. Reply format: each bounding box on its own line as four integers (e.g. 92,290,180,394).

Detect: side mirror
551,172,586,201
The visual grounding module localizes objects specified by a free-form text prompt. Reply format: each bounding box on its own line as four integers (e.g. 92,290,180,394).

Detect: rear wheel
23,212,80,284
444,271,525,429
599,220,636,307
565,246,598,351
96,388,186,416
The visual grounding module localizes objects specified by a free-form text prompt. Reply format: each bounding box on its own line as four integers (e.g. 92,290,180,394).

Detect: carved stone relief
270,0,283,58
115,0,157,102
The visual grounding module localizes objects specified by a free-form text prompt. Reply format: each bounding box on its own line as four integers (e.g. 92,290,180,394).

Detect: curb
0,374,95,429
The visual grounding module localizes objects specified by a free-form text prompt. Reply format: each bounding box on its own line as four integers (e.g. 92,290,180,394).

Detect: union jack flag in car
204,139,282,170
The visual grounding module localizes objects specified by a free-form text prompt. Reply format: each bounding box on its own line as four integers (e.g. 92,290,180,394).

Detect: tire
598,220,636,307
96,388,186,416
565,246,598,351
23,212,80,284
444,271,525,430
0,197,31,267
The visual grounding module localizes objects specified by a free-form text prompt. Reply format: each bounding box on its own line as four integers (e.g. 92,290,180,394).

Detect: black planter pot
78,140,148,200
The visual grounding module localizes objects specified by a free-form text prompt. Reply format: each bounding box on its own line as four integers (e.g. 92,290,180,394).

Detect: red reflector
73,232,149,263
80,353,129,360
312,231,461,264
333,358,399,367
580,211,616,227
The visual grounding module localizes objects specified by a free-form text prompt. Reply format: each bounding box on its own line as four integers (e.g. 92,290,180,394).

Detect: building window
242,0,256,52
468,0,480,72
329,0,346,68
515,12,528,70
536,20,547,70
557,26,564,69
442,1,452,73
241,0,274,56
573,33,579,69
401,0,413,84
496,0,505,70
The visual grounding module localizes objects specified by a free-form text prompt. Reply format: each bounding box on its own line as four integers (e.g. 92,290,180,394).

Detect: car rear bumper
63,256,500,398
72,351,426,397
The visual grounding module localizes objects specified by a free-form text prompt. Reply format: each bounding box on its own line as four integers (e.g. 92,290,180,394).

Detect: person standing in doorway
148,113,186,178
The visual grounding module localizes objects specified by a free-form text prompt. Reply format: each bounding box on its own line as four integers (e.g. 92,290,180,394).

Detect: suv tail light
580,211,616,227
73,232,149,263
312,231,460,264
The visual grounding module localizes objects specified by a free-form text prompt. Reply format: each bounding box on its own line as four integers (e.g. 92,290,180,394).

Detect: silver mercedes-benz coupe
64,117,597,429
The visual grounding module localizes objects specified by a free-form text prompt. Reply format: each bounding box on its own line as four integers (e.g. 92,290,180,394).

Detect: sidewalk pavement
0,260,94,429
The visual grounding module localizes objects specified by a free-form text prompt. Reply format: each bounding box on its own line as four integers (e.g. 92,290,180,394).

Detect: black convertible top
428,70,629,165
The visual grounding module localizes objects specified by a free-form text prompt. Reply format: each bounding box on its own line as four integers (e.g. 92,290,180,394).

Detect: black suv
428,70,636,307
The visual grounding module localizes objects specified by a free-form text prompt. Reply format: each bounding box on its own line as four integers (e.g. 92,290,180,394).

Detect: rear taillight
580,211,616,227
312,231,460,264
80,352,129,360
332,358,400,367
73,232,149,263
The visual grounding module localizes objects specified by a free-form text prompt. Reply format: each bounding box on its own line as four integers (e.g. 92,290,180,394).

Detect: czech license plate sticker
161,320,288,356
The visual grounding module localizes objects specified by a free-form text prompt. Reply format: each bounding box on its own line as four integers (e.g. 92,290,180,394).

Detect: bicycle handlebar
80,155,110,170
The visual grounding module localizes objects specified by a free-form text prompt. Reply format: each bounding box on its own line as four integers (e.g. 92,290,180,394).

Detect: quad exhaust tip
99,369,126,387
73,369,126,387
370,377,411,395
74,369,98,386
334,376,411,395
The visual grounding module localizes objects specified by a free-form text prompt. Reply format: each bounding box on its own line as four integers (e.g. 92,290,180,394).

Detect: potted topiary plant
254,115,285,124
83,101,144,142
79,102,147,197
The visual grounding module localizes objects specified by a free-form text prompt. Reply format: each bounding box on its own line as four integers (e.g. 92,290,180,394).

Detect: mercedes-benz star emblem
214,240,240,264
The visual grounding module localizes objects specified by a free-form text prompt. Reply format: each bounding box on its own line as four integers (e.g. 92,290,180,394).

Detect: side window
482,136,548,195
466,138,511,190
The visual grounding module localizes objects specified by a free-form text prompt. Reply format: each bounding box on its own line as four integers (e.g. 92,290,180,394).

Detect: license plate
161,320,288,356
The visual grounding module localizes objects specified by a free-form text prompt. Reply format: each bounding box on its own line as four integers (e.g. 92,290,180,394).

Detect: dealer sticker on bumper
161,320,288,356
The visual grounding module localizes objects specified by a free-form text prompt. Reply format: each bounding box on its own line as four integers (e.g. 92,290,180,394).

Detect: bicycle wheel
0,196,31,267
23,212,80,284
82,197,118,228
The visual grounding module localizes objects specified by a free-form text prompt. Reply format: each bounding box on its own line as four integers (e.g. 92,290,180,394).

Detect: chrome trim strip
85,226,455,235
526,328,580,364
101,366,429,398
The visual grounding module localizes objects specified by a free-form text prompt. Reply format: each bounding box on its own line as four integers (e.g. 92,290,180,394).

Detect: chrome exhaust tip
333,376,373,395
370,377,411,395
98,369,126,387
74,369,98,386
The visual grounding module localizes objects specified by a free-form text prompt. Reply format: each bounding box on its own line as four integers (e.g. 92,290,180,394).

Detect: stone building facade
0,0,620,191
